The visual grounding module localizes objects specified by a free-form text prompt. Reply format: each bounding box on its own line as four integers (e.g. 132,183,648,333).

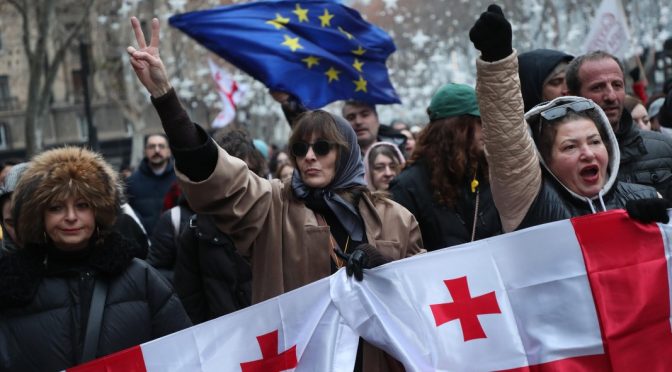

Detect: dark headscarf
291,113,367,241
518,49,574,112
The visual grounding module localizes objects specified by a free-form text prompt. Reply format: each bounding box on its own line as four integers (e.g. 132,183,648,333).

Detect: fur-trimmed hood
11,146,121,246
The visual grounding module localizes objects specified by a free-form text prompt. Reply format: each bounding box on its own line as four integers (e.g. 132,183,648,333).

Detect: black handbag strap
80,278,109,364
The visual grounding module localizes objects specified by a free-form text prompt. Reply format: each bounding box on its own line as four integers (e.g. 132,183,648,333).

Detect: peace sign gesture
127,17,172,97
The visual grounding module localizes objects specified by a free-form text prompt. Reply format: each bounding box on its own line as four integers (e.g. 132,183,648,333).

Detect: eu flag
169,1,400,109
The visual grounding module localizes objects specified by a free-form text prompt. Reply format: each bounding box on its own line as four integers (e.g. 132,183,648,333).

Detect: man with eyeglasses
126,133,177,235
566,51,672,200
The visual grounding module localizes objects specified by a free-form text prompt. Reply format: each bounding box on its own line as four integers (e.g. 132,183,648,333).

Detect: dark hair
566,50,624,95
341,100,378,117
409,115,487,207
288,110,349,168
533,111,611,165
144,133,169,146
624,95,643,113
214,127,268,178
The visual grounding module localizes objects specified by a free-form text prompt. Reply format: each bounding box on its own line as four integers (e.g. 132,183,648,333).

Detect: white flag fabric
208,59,242,128
70,210,672,371
331,210,672,371
70,278,358,372
582,0,632,59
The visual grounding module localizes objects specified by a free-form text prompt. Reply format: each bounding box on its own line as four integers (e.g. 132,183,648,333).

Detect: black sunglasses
540,100,595,121
291,140,333,157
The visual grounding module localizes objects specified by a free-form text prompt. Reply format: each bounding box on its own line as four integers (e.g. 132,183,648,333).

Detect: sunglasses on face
539,100,595,121
291,140,333,157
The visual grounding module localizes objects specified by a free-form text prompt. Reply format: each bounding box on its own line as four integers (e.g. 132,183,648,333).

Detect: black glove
469,4,513,62
626,198,672,224
335,243,392,281
629,67,641,82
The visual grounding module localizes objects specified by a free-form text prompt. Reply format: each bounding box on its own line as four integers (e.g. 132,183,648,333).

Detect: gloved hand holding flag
169,0,401,109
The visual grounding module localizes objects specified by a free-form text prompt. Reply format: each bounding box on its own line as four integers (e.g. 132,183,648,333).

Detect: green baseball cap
427,83,480,121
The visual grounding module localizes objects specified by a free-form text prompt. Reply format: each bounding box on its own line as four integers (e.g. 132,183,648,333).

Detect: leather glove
335,243,392,281
626,198,672,224
469,4,513,62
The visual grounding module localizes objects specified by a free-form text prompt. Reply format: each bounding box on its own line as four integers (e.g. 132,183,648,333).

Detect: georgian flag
331,210,672,370
69,277,358,372
208,58,244,128
70,210,671,371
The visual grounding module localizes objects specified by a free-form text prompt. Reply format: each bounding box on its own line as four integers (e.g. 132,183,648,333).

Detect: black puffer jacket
174,214,252,324
615,109,672,200
0,232,192,372
390,160,501,251
519,170,658,229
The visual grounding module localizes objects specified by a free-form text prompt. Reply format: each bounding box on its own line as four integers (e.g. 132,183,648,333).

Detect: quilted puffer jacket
475,52,657,232
0,232,192,372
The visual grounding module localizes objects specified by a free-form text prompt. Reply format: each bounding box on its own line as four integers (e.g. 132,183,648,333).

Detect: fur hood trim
12,146,121,246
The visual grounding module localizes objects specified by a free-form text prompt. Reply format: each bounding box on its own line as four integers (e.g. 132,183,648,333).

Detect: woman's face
296,134,337,188
401,129,415,155
371,153,399,191
631,104,650,131
548,118,609,198
44,196,95,251
276,151,290,167
279,164,295,182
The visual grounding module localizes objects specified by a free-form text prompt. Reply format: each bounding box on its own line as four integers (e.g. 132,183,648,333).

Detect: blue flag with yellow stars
169,0,400,109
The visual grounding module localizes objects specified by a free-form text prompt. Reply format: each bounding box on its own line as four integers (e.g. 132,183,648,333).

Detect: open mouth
580,165,599,183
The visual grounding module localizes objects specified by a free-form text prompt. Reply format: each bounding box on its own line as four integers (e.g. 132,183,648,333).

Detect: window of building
0,75,11,110
0,123,9,150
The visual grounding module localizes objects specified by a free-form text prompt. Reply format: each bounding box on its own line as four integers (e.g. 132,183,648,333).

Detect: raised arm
469,5,542,232
127,16,212,180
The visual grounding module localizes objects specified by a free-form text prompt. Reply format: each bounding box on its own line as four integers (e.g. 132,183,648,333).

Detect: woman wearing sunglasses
127,17,423,371
469,5,658,233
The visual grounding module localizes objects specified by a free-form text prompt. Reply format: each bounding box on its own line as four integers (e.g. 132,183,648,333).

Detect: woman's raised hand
127,17,172,97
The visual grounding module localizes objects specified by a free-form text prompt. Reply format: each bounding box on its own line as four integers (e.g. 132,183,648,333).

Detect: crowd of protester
1,4,672,371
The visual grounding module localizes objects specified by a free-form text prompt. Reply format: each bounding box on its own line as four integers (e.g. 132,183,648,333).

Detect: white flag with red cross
68,277,358,372
68,210,672,371
208,58,244,128
331,209,672,370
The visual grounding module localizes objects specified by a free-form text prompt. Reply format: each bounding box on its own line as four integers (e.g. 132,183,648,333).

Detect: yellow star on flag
319,9,334,27
352,58,364,72
293,4,309,22
282,34,303,52
302,56,320,69
338,27,354,40
354,76,368,92
352,45,366,56
266,13,290,29
325,67,341,83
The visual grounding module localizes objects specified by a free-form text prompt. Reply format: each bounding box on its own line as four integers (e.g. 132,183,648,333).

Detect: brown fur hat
11,146,121,246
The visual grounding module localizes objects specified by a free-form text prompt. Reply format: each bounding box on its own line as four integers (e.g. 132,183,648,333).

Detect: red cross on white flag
208,58,244,128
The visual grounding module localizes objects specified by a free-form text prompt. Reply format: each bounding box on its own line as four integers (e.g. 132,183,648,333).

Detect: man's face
144,135,171,167
577,58,625,129
342,104,380,151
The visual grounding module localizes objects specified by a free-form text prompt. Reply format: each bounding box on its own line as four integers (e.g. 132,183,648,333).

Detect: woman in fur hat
0,146,191,372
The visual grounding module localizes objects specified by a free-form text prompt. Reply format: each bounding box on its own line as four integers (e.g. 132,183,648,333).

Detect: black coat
174,214,252,324
147,204,194,283
519,172,658,230
0,232,192,372
126,158,177,234
390,160,501,251
615,110,672,200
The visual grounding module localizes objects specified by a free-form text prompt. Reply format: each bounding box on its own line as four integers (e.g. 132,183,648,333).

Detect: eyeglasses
291,140,333,157
145,143,167,150
540,100,595,121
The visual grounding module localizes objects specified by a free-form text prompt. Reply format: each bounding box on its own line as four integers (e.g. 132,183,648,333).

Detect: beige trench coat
179,145,424,371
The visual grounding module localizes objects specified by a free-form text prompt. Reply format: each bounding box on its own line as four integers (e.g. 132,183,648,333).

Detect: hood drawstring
586,193,608,214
